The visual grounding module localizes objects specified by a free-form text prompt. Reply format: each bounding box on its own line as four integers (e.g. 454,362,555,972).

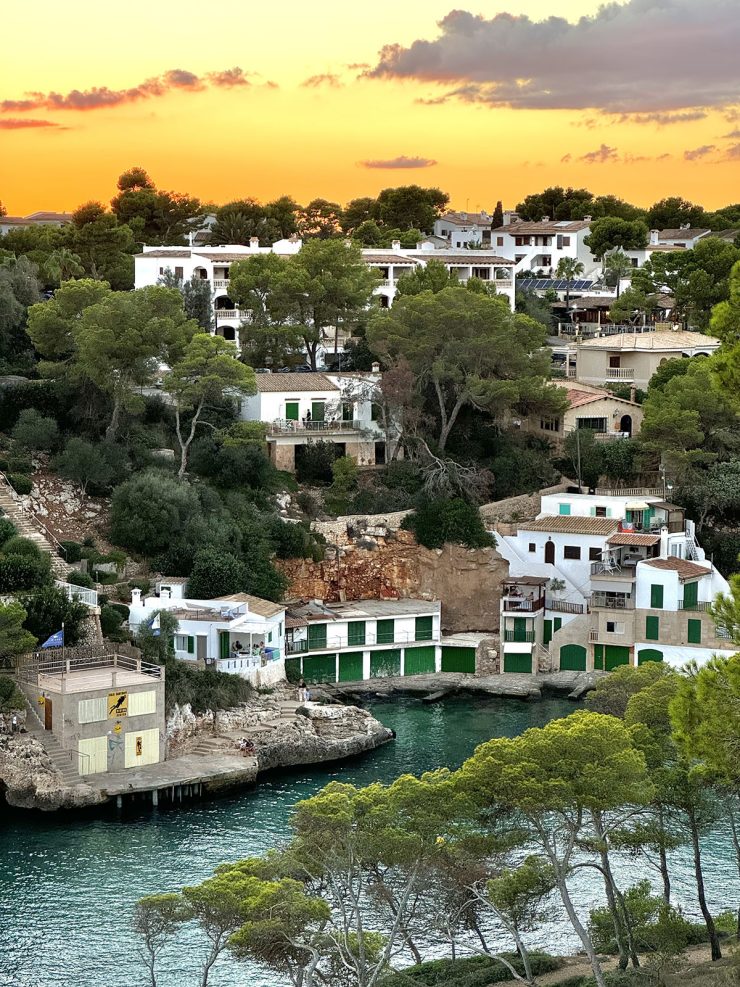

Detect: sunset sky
2,0,739,215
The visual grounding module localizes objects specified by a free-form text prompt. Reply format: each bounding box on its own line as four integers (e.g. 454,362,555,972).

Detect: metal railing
268,419,366,435
503,630,536,643
17,651,163,686
594,487,663,497
287,630,419,654
502,595,545,613
548,600,585,614
678,600,712,612
591,562,636,577
606,368,636,379
56,580,98,608
591,593,634,610
558,323,656,337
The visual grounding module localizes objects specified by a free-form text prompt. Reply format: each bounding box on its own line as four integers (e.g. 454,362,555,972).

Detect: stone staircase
24,696,82,787
0,476,71,579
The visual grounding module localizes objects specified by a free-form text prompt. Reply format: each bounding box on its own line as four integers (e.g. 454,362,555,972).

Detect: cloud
0,118,62,130
722,128,740,138
302,73,343,88
725,143,740,159
560,153,572,163
684,144,716,160
360,155,438,169
617,110,708,126
368,0,740,113
578,144,619,164
0,66,257,113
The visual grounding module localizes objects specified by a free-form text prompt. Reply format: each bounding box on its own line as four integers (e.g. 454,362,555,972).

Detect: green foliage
584,219,648,259
110,471,201,556
324,455,358,515
381,952,562,987
402,497,495,550
1,536,42,560
11,409,59,451
7,474,32,495
586,662,670,718
0,602,37,663
0,552,51,592
0,255,41,374
163,660,253,714
100,604,126,639
395,259,460,296
68,571,94,588
589,880,700,956
186,550,248,599
20,585,88,645
295,440,339,484
515,287,555,330
0,517,17,546
0,674,27,709
375,185,449,232
554,429,604,488
647,197,706,230
56,437,128,495
268,518,325,562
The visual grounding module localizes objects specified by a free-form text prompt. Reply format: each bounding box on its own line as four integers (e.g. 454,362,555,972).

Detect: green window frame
559,503,571,516
342,401,353,422
683,581,699,609
554,617,562,633
593,644,604,670
415,616,434,641
376,618,394,644
219,631,230,660
645,615,660,641
347,621,366,647
687,618,701,644
307,623,327,650
650,584,664,609
285,401,299,421
311,401,325,422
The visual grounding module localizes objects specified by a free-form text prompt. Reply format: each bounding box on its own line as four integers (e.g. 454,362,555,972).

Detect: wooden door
545,541,555,565
44,697,52,731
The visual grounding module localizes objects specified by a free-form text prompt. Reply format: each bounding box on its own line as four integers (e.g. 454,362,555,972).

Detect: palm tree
555,257,585,318
43,247,84,286
604,250,633,298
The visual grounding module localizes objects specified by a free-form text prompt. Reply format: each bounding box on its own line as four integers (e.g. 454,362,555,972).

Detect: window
687,618,701,644
650,584,664,609
371,403,381,422
268,631,272,643
606,621,624,634
559,503,571,515
128,690,156,716
529,543,536,553
415,616,434,641
645,615,660,641
540,418,560,431
497,236,504,246
595,506,608,517
342,402,353,422
311,401,325,422
278,622,283,636
307,623,327,650
589,547,602,561
348,621,366,647
174,266,183,279
562,236,571,247
541,255,552,267
174,634,194,654
563,546,581,560
159,267,165,275
577,417,607,432
78,697,106,724
609,356,621,368
376,618,394,644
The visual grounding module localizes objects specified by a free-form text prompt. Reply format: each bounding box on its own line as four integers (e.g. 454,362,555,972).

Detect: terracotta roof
578,331,719,351
25,211,72,222
492,220,590,234
194,252,258,261
658,228,710,241
408,252,513,265
556,382,640,409
0,216,33,226
214,594,285,618
254,372,339,393
520,515,619,535
141,248,192,258
362,253,417,264
607,533,660,546
642,558,710,580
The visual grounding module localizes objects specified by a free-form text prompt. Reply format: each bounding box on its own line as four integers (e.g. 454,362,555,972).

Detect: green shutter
543,619,552,646
684,581,698,609
307,623,327,650
687,618,702,644
376,619,394,644
338,652,364,682
441,646,475,673
554,617,562,633
559,644,587,671
285,401,299,421
503,652,532,673
303,653,336,684
638,649,663,665
347,621,366,647
311,401,325,422
513,617,528,642
187,635,195,654
219,632,230,660
593,644,604,670
342,402,353,422
605,645,630,670
650,584,664,609
559,504,571,515
645,616,660,641
403,646,436,675
370,649,401,677
415,616,433,641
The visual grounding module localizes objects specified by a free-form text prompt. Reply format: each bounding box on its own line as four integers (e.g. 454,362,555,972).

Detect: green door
219,631,230,660
605,645,630,670
650,584,664,608
593,644,604,670
638,649,663,665
645,616,660,641
441,646,475,673
559,644,587,671
311,401,325,422
376,619,394,644
338,651,364,682
687,618,701,644
415,616,433,641
404,646,436,675
347,621,366,647
554,617,562,634
543,619,552,646
308,623,327,651
503,652,532,673
303,653,336,684
370,649,401,677
513,617,528,642
683,581,698,609
285,401,299,421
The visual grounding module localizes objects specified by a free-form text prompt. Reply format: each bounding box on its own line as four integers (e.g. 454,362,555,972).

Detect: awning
607,533,660,547
626,501,650,510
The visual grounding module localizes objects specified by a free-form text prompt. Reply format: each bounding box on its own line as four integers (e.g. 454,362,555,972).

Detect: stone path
22,695,82,787
0,475,71,579
100,752,258,798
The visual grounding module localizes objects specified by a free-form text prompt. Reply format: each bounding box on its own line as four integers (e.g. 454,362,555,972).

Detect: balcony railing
268,419,366,435
215,309,238,319
589,629,599,641
678,600,713,612
502,595,545,613
606,368,636,379
504,630,536,643
591,593,634,610
591,562,636,578
548,599,585,614
213,278,230,289
594,432,631,442
287,631,417,654
558,323,656,337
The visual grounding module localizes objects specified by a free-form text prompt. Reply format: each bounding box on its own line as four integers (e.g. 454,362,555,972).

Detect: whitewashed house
433,210,495,248
127,580,286,684
572,330,720,389
494,492,733,675
489,218,597,277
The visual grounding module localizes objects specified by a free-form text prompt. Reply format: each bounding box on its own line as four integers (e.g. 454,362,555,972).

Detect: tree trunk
725,799,740,938
657,806,671,904
592,812,629,970
175,400,204,479
554,871,607,987
688,807,722,960
106,392,122,441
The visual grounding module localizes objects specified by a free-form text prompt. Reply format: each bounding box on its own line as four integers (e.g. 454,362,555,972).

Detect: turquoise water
0,695,736,987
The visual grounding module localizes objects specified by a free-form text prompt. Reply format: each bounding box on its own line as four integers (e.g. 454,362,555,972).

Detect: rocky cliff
0,736,104,811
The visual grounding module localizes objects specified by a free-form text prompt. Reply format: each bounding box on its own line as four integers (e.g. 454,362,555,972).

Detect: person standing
297,677,307,703
11,714,18,734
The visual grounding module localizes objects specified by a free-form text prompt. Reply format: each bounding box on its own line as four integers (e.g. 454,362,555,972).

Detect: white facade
489,219,597,277
433,211,495,248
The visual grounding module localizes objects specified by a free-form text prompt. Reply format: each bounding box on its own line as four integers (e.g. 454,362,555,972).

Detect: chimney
629,386,636,402
391,239,401,251
541,216,550,223
130,588,142,607
659,526,669,558
160,588,171,601
649,229,660,245
249,237,260,249
371,361,380,373
583,215,592,222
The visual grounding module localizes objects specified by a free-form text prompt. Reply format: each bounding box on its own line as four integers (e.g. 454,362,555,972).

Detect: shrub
128,578,151,595
68,571,94,588
8,456,33,474
0,517,18,546
100,604,126,638
269,518,325,561
60,540,84,563
296,490,321,519
11,408,59,451
1,536,43,560
382,459,425,494
402,497,496,550
186,550,247,600
163,660,252,714
381,953,562,987
295,440,338,484
20,585,88,646
110,472,201,556
0,675,27,712
0,554,52,592
92,570,119,585
55,438,125,495
7,474,32,496
324,456,358,516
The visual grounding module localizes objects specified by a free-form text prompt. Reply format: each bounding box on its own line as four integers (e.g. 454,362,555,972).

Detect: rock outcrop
0,736,103,811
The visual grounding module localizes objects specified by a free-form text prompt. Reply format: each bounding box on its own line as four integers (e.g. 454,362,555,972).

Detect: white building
239,369,394,471
489,218,596,277
127,580,286,681
433,210,495,248
494,492,733,674
0,210,72,236
572,330,720,389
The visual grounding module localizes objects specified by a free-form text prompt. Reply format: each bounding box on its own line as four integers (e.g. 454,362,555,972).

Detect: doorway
620,414,632,435
545,541,555,565
44,697,52,731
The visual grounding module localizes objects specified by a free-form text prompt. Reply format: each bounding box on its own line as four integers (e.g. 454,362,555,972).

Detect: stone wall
479,480,572,526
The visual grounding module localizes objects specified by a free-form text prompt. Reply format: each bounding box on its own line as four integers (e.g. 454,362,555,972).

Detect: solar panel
517,278,594,291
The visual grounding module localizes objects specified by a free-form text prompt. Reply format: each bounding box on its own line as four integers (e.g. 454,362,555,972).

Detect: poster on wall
107,691,128,717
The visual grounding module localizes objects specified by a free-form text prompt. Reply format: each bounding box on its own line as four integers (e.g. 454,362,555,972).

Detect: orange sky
2,0,738,214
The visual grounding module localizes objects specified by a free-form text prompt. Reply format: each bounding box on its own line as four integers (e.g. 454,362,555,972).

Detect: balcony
606,368,636,380
589,629,599,642
591,593,634,610
213,278,230,289
591,562,636,579
504,630,535,643
678,600,713,612
594,431,631,442
215,309,238,320
548,599,585,614
287,630,417,654
268,419,366,436
502,594,545,613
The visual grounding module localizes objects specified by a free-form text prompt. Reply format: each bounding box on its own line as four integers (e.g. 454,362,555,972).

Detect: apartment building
495,492,733,674
573,331,720,389
489,218,596,276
